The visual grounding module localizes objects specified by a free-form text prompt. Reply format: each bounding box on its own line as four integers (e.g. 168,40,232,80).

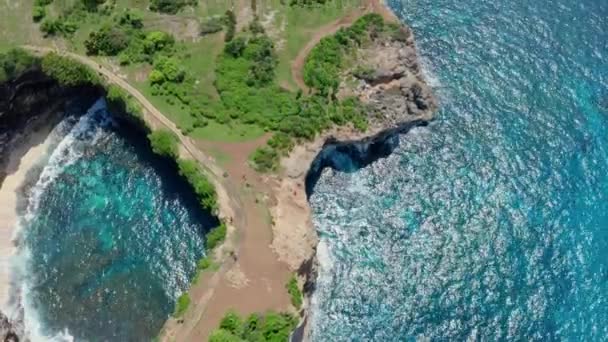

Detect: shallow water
309,0,608,340
16,99,216,341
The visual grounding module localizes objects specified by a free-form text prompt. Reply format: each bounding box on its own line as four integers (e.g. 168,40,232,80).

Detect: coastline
0,122,55,310
269,1,438,339
0,1,435,340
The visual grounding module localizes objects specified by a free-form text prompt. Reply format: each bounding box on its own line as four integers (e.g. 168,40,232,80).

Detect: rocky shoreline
270,11,437,340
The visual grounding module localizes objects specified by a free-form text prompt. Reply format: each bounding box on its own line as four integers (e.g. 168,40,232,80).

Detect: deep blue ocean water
16,99,216,341
309,0,608,340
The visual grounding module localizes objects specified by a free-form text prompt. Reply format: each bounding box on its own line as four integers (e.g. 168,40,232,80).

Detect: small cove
11,97,217,340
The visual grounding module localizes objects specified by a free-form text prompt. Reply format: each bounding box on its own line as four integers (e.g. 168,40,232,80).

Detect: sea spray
11,98,111,341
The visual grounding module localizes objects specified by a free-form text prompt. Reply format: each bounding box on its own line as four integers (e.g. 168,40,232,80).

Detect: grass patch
190,121,265,142
286,274,303,309
173,293,191,318
206,222,227,251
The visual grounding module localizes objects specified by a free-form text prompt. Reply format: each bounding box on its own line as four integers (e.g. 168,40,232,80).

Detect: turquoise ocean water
309,0,608,340
15,99,216,341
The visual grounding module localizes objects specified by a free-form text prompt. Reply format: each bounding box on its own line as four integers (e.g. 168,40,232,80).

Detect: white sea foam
10,98,110,342
418,55,441,89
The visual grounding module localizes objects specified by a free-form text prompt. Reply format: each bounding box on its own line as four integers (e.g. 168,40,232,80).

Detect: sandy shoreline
0,126,54,310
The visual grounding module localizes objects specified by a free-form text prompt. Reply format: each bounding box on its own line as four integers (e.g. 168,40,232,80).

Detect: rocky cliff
0,69,102,186
271,18,437,342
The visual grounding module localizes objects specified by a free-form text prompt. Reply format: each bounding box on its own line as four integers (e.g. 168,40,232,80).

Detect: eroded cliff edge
269,16,437,337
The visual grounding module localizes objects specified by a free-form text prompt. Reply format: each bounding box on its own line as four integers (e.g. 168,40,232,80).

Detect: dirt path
290,0,398,93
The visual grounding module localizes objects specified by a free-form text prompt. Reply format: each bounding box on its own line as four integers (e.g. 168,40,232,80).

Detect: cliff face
0,69,103,186
272,21,437,271
271,19,437,341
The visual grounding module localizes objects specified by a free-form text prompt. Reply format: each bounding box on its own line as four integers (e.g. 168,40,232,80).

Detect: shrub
220,311,243,335
210,311,297,342
149,0,196,14
84,25,129,55
206,223,226,250
148,69,165,84
223,10,236,42
173,293,191,317
147,130,179,159
208,329,241,342
41,53,99,86
32,6,46,22
197,256,213,270
286,275,303,309
143,31,175,55
177,160,218,212
0,49,39,82
224,37,247,58
303,13,385,95
39,18,79,37
251,147,279,172
152,55,185,83
116,9,143,28
200,17,224,36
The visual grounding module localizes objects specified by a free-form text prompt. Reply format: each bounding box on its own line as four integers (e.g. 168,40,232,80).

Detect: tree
84,25,129,56
143,31,175,55
152,56,185,83
224,37,247,57
148,69,165,84
223,10,236,42
116,9,143,29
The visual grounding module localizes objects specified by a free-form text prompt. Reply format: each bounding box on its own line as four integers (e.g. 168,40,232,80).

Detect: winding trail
290,0,398,93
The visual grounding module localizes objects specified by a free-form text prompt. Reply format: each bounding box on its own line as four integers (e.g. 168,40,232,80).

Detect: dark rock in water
0,311,20,342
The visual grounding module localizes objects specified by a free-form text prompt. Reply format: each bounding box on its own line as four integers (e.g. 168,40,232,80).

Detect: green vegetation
32,5,47,22
105,84,144,121
209,311,298,342
197,256,213,270
290,0,334,6
173,293,191,318
148,130,179,159
206,222,227,251
41,53,100,86
0,48,40,82
200,17,224,36
286,275,303,309
177,159,217,212
83,10,174,66
223,10,237,42
304,13,385,95
149,0,196,14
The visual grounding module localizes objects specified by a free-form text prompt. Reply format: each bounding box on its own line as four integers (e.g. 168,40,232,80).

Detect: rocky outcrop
352,26,437,125
273,18,437,342
274,18,437,271
0,311,21,342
